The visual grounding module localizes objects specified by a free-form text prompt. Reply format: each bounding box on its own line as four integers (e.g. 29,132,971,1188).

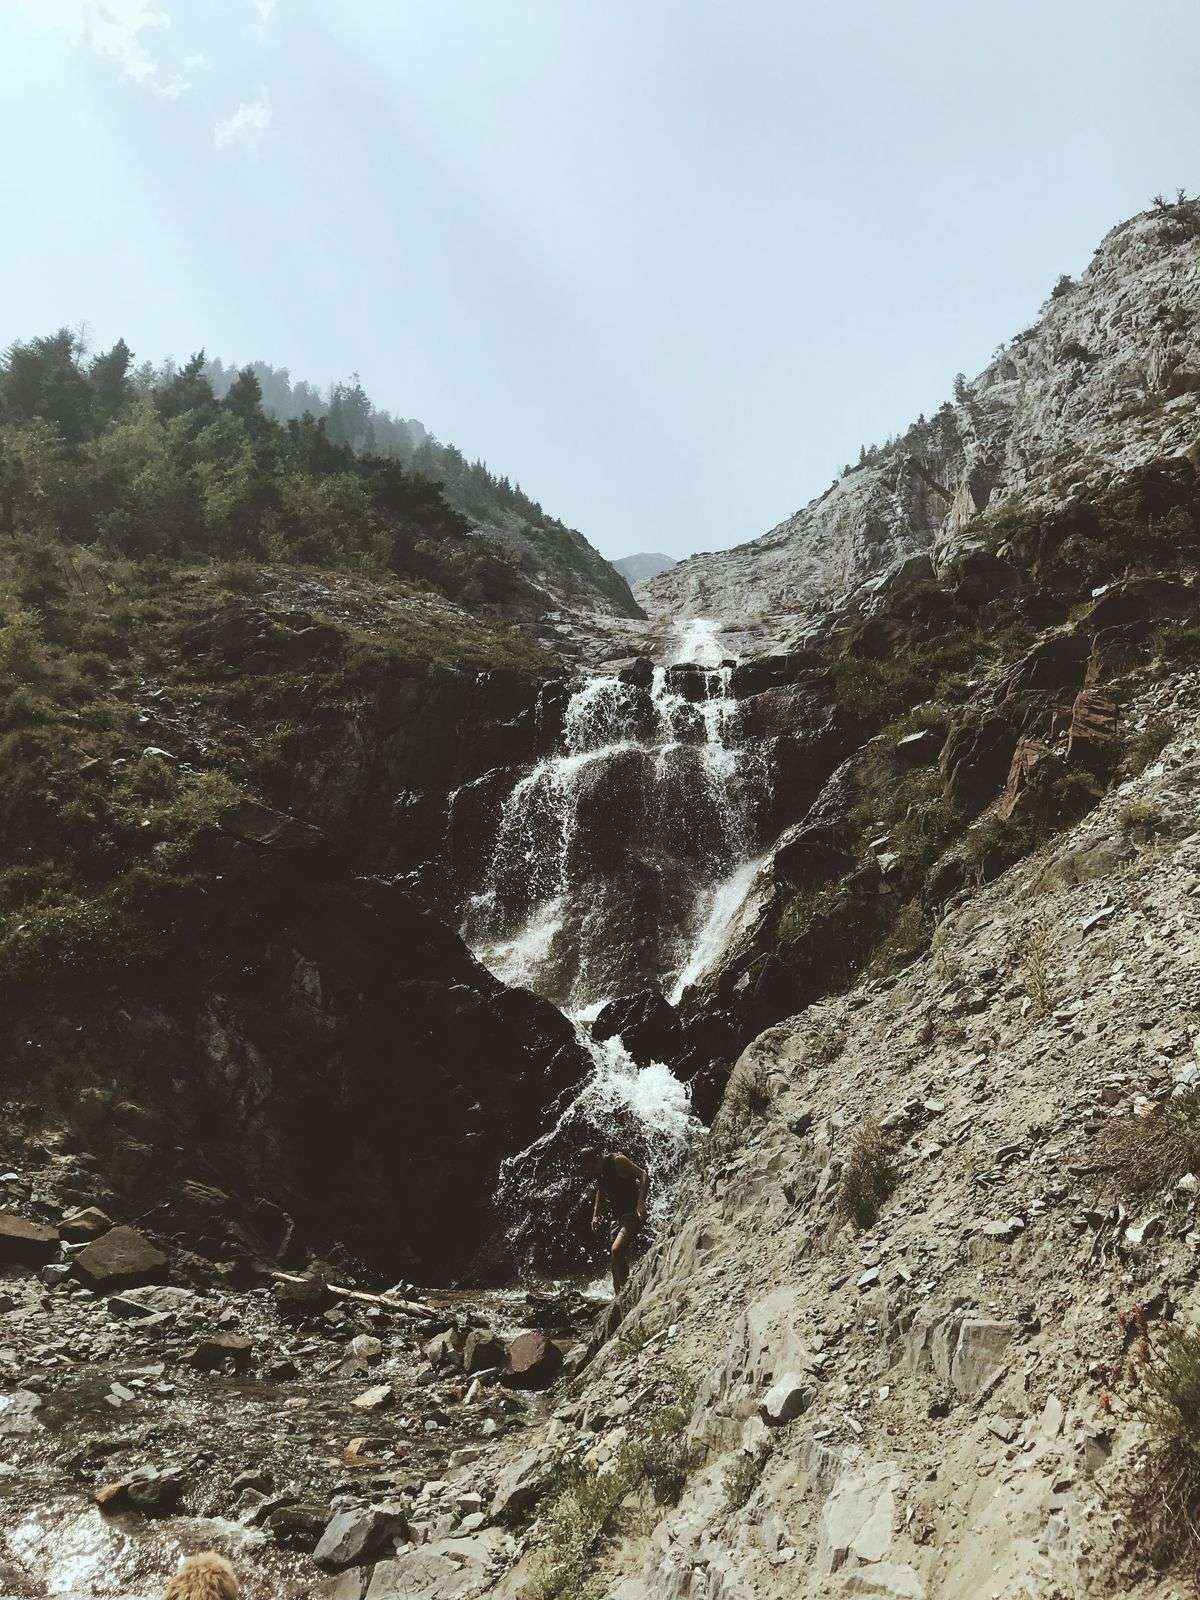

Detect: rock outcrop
640,204,1200,623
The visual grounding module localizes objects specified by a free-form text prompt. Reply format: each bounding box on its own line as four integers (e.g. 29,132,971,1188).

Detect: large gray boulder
491,1445,557,1522
314,1503,408,1573
73,1226,168,1293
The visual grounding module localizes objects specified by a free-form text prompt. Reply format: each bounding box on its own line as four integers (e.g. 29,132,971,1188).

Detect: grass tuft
527,1386,698,1600
1127,1322,1200,1579
1100,1087,1200,1198
838,1115,897,1229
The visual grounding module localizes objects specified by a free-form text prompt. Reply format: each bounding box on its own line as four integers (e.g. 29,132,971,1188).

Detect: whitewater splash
463,617,767,1265
464,618,764,1006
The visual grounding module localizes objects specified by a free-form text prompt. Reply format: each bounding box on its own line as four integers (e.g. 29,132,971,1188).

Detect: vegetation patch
870,896,932,973
838,1115,897,1228
1100,1086,1200,1198
1117,798,1163,836
722,1443,772,1514
1127,1321,1200,1580
722,1061,775,1123
528,1387,699,1600
1124,719,1173,776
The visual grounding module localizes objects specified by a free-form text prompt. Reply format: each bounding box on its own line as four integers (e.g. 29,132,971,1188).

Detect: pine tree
88,338,133,422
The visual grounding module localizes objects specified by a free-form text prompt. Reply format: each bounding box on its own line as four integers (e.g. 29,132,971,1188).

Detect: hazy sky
2,1,1198,560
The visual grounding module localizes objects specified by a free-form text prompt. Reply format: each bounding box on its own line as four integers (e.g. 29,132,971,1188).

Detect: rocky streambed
0,1207,602,1599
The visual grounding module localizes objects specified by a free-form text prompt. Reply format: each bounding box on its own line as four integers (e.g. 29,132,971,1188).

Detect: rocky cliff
640,201,1200,624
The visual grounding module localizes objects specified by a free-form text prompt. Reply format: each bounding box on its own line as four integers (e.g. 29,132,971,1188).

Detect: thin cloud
85,1,198,98
251,0,278,23
213,88,272,150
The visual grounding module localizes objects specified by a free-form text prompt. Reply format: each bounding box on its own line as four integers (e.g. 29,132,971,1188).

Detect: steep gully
456,617,770,1276
0,618,779,1599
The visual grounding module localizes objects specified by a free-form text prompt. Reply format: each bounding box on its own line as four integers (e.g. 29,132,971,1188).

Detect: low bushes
528,1388,698,1600
1128,1322,1200,1578
838,1115,897,1228
1100,1086,1200,1198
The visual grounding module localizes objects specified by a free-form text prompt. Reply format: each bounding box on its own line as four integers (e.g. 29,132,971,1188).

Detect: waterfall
460,618,769,1270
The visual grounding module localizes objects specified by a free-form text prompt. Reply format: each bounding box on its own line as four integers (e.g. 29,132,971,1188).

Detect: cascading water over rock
463,620,768,1009
456,620,771,1271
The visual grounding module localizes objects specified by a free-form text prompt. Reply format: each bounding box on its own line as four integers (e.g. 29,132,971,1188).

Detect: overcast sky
2,1,1198,560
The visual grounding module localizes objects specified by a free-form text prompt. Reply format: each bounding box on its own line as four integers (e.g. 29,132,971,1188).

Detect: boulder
60,1206,113,1243
491,1445,557,1521
352,1384,394,1412
218,797,327,853
999,633,1090,700
999,738,1053,820
0,1212,59,1267
1067,686,1121,774
907,1312,1014,1400
188,1333,254,1372
816,1463,898,1574
97,1466,184,1518
759,1372,813,1425
268,1501,328,1551
503,1332,562,1391
0,1390,42,1435
592,988,682,1068
1085,575,1194,631
894,728,944,766
274,1274,335,1321
833,1563,927,1599
73,1226,168,1293
109,1286,195,1319
422,1327,463,1368
939,713,1017,810
362,1532,513,1598
462,1329,506,1375
314,1503,409,1573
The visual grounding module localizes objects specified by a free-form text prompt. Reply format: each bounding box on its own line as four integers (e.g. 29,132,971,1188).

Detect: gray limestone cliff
640,204,1200,624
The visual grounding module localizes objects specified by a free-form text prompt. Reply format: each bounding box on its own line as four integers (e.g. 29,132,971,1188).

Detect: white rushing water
668,853,765,1005
463,617,769,1264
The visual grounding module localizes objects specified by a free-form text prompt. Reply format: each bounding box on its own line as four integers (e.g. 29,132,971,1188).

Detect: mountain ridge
640,200,1200,625
205,356,642,621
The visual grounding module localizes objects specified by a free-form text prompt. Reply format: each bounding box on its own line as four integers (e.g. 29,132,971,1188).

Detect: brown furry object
163,1553,240,1600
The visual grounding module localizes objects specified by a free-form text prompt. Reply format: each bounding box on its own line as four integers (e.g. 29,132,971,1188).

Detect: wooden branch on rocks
270,1270,439,1320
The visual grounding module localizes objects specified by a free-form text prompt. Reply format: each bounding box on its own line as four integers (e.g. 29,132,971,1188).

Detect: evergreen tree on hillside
88,337,133,424
1,328,94,444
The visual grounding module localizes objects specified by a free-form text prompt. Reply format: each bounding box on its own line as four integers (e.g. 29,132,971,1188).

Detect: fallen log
270,1270,439,1320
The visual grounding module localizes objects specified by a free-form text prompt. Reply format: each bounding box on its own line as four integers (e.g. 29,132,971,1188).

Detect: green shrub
0,608,48,679
1118,798,1163,835
1125,719,1173,776
722,1061,775,1123
871,897,931,972
838,1115,897,1228
528,1390,698,1600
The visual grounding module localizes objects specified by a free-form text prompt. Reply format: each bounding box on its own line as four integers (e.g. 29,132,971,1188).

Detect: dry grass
1118,798,1163,835
1099,1087,1200,1198
1018,917,1054,1017
1127,1322,1200,1580
838,1115,898,1229
722,1061,775,1123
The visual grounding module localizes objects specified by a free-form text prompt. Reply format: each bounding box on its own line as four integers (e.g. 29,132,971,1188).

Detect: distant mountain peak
614,552,678,584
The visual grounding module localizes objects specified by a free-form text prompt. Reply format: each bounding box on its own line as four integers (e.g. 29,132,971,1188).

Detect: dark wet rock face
2,850,588,1284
